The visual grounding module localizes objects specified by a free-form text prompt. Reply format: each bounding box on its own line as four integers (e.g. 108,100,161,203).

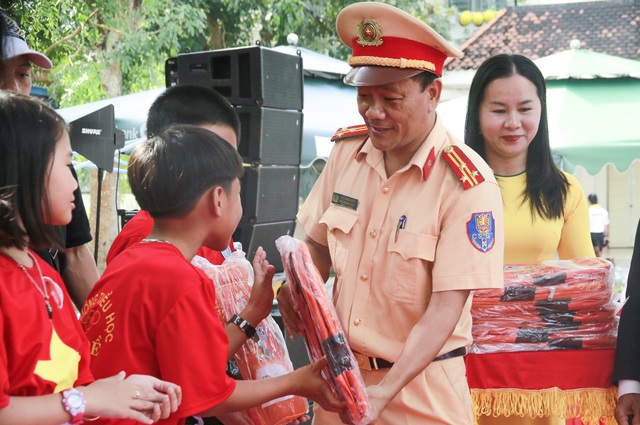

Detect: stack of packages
471,257,618,354
276,235,372,425
193,251,309,425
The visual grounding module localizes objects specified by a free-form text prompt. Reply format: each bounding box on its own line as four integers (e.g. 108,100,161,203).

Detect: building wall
574,161,640,249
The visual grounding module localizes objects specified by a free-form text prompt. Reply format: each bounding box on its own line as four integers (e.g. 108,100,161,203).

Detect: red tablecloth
465,349,617,424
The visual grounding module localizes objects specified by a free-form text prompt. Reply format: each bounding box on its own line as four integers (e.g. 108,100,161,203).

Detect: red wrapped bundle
276,235,372,425
193,251,309,425
471,257,619,353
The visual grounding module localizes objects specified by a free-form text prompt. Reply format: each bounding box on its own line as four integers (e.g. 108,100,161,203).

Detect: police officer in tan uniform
278,2,505,424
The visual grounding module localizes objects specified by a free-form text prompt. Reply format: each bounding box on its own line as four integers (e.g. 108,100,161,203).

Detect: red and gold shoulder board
442,145,485,190
331,124,369,142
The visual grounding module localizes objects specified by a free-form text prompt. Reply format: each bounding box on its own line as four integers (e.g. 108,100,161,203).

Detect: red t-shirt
106,210,233,265
82,242,236,425
0,251,93,407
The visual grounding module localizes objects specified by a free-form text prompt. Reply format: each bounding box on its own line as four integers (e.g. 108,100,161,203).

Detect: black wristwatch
229,314,259,342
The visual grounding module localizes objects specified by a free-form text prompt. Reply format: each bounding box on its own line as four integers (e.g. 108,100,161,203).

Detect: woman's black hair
464,53,569,220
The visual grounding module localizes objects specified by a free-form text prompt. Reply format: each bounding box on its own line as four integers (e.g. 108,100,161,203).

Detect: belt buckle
353,352,372,371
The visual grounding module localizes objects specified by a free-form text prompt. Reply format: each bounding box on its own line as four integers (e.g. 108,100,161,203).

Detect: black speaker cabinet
236,105,302,166
233,220,296,272
241,165,299,224
177,46,303,110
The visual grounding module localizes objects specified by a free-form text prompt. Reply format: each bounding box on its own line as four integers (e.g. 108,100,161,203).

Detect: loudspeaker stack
174,46,303,272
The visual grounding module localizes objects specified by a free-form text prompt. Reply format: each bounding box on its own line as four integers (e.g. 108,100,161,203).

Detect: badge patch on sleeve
467,212,495,253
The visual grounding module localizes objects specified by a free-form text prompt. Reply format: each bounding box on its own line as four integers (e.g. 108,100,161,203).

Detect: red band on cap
351,36,447,76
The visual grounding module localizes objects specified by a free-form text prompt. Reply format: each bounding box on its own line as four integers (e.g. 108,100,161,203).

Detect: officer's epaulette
331,124,369,142
441,145,485,190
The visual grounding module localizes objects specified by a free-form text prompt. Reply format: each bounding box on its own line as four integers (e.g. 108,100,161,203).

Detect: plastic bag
193,251,308,425
470,257,619,353
276,235,372,425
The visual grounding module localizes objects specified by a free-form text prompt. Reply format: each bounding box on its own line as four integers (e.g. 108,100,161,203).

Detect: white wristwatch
61,388,86,425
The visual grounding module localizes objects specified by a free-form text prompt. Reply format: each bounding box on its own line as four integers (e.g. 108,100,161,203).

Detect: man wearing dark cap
278,2,504,424
0,12,99,308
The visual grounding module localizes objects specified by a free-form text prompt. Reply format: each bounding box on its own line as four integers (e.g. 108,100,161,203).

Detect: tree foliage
4,0,206,106
3,0,456,107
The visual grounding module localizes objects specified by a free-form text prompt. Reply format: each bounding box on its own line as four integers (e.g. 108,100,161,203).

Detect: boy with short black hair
82,125,343,425
106,85,240,266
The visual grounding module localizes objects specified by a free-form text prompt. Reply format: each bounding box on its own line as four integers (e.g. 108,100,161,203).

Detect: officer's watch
61,388,86,425
229,314,259,342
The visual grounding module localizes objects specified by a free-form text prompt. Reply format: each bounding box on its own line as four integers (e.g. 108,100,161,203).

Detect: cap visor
344,66,426,87
28,52,53,70
3,36,53,70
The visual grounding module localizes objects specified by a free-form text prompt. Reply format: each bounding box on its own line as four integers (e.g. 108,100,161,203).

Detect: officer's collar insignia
356,19,383,47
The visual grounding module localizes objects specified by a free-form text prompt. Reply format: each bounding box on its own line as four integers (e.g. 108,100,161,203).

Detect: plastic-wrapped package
276,235,372,425
192,251,309,425
470,257,619,353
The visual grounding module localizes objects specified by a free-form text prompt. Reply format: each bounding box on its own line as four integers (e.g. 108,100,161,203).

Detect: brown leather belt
353,347,467,371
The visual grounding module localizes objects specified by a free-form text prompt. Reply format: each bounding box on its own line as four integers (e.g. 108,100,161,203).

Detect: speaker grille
175,45,304,273
177,46,303,110
236,106,302,166
240,166,299,223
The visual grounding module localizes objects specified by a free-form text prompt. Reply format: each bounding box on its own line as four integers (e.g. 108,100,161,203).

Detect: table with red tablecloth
465,349,616,424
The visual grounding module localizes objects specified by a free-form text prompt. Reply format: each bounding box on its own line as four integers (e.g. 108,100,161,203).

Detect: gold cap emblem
356,19,383,47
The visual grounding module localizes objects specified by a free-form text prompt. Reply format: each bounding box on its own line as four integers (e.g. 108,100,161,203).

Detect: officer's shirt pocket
385,231,437,304
319,204,359,279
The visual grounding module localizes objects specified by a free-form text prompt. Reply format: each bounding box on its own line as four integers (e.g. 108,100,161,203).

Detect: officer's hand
365,384,392,424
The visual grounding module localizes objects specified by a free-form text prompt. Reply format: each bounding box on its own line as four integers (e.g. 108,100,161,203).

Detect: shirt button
369,230,377,238
354,319,361,326
382,187,390,194
360,274,368,281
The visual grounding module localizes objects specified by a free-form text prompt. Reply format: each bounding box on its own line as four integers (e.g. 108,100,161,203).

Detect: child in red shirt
0,91,181,424
106,85,239,267
82,125,345,424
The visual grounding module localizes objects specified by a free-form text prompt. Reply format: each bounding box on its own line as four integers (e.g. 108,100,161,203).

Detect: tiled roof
446,0,640,71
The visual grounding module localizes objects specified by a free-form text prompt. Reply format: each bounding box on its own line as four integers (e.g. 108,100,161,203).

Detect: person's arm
63,243,99,309
618,380,640,398
225,247,275,359
0,372,182,425
614,218,640,424
62,166,99,309
303,236,333,283
276,236,332,338
196,357,344,418
365,289,470,420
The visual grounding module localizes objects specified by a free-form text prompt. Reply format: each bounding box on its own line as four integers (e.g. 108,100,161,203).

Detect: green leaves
6,0,456,107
